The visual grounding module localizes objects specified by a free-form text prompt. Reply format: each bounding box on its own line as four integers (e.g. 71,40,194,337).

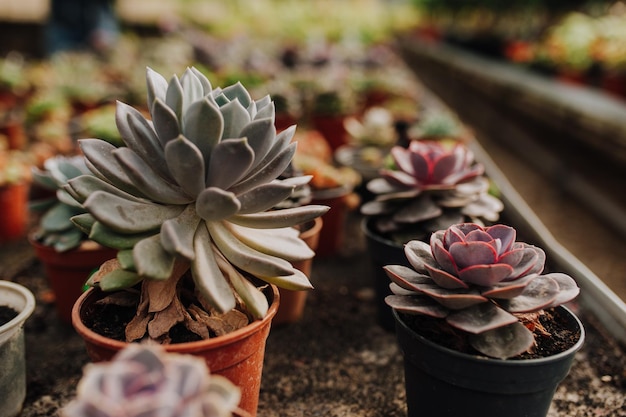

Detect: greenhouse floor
1,205,625,416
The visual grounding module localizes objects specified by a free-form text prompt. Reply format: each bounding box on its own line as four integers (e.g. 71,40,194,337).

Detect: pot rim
361,216,403,249
394,305,586,365
71,283,280,353
0,280,36,338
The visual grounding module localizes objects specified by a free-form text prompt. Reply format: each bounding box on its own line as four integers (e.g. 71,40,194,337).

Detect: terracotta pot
311,186,352,258
30,238,117,323
0,116,26,150
72,284,280,416
0,280,36,417
274,217,323,325
0,182,29,243
311,114,348,151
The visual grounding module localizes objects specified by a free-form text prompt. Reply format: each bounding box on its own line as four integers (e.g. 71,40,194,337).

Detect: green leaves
84,191,184,233
164,135,206,197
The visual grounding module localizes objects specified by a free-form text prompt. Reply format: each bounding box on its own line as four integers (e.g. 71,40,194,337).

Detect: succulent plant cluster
65,67,328,342
361,140,504,243
30,155,93,252
63,344,241,417
385,222,580,359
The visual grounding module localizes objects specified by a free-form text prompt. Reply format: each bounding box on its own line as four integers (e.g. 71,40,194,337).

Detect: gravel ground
0,209,624,417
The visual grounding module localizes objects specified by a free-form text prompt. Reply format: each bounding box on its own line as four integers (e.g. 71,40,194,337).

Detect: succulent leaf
385,294,449,318
165,75,184,121
66,175,146,204
182,97,223,164
227,223,314,262
164,135,206,197
229,205,329,229
469,322,534,359
160,204,200,260
237,181,296,214
84,191,184,233
133,235,176,280
191,225,236,314
446,302,518,334
80,139,147,197
99,269,143,292
151,98,180,146
41,203,80,232
221,82,252,108
220,99,250,139
228,142,297,196
207,221,295,278
180,67,204,115
212,249,268,319
505,276,559,313
117,250,135,271
384,264,433,292
545,273,580,308
88,221,156,250
196,188,241,221
240,117,275,169
206,138,254,189
113,147,193,204
146,67,168,109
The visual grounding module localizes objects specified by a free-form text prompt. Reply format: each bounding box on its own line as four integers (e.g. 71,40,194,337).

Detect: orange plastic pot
72,284,279,416
30,238,117,323
274,217,323,325
0,182,29,243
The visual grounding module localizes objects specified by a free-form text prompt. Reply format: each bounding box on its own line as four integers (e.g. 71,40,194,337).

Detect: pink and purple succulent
361,140,503,242
63,344,241,417
384,223,580,359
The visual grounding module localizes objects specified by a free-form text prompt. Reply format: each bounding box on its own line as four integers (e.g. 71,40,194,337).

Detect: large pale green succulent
65,67,328,341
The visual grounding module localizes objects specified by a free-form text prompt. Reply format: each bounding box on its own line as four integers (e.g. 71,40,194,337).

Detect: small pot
274,217,323,325
311,185,352,258
361,217,409,331
30,238,117,323
72,284,280,417
311,114,348,151
0,280,36,417
394,306,585,417
0,182,29,243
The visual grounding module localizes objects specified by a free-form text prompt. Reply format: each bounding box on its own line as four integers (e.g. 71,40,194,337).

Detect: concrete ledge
398,37,626,166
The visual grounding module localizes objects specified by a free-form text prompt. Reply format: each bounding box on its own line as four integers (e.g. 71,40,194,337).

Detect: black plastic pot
394,306,585,417
361,217,409,332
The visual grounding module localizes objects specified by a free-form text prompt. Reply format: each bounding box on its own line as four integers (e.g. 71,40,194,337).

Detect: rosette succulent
361,140,504,243
385,223,580,359
65,67,328,342
63,344,241,417
30,155,93,252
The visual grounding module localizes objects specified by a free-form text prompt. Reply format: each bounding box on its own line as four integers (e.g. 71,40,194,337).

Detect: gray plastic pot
394,306,585,417
0,280,36,417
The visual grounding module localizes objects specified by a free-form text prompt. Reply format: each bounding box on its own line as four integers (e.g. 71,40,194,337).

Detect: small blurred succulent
408,108,462,141
65,67,328,342
344,106,397,148
361,140,504,243
62,344,241,417
30,155,92,252
385,222,580,359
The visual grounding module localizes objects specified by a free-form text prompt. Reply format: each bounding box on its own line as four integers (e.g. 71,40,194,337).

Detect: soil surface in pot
1,212,625,416
400,308,580,360
0,305,18,326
